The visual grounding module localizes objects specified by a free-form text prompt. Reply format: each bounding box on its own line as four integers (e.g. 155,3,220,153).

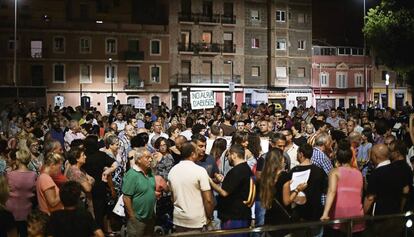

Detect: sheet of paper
260,138,269,154
290,169,311,191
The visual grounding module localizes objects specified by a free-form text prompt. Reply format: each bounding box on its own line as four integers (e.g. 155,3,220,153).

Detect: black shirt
289,164,327,221
218,162,253,222
367,162,409,215
264,171,291,226
47,208,99,237
293,136,307,147
83,151,114,196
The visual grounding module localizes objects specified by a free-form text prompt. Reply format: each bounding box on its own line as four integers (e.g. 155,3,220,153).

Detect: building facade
169,0,313,111
371,65,411,109
0,0,170,113
311,45,373,111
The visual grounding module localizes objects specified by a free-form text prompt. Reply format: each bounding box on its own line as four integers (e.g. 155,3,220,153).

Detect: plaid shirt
311,147,332,206
311,147,333,175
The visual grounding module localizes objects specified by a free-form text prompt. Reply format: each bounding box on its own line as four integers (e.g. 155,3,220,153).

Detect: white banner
190,91,215,110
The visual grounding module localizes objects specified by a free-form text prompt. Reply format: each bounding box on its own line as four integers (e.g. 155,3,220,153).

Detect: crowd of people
0,100,414,237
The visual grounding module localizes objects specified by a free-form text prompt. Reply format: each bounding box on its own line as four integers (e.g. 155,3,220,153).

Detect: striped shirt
311,147,333,175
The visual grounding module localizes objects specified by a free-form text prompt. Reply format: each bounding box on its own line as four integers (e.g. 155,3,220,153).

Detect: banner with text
190,91,215,110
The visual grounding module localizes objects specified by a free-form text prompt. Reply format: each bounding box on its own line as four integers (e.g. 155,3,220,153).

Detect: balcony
124,51,144,60
197,13,221,24
178,42,194,53
124,80,144,90
176,74,241,85
221,15,236,25
178,12,194,23
222,44,236,53
196,43,221,54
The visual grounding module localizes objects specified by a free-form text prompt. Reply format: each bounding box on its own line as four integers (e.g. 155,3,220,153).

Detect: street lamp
385,73,390,108
363,0,368,110
109,57,113,97
13,0,17,91
225,60,234,109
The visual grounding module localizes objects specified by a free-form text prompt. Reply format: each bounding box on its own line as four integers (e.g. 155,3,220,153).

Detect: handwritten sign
190,91,215,110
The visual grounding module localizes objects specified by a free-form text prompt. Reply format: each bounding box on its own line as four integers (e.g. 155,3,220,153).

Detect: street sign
229,82,235,92
190,91,215,110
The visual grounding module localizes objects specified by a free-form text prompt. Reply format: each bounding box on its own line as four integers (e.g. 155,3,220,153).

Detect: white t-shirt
286,143,299,169
168,160,211,228
180,130,193,141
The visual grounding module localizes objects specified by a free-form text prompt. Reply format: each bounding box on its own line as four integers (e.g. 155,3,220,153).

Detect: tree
363,0,414,100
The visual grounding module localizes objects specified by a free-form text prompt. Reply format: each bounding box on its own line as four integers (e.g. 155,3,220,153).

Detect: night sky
312,0,381,46
133,0,381,47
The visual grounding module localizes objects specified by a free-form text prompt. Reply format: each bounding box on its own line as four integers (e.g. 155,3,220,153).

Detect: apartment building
169,0,313,111
0,0,170,113
311,45,373,110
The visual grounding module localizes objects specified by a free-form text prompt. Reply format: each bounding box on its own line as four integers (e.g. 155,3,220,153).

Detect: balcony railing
178,12,194,22
177,42,194,52
196,13,221,24
124,80,144,89
177,74,241,84
178,43,235,54
221,14,236,24
197,43,221,53
124,51,144,60
178,12,236,25
222,44,236,53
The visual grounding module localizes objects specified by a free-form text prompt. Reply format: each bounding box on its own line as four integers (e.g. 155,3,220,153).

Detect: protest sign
190,91,215,110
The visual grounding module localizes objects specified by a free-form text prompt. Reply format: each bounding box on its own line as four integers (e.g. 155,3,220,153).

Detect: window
336,72,347,88
276,67,287,78
53,37,65,53
80,64,92,83
80,37,91,53
127,66,142,87
320,72,329,87
276,10,286,22
297,67,305,77
105,38,117,54
202,32,212,43
8,37,18,50
151,96,160,109
251,38,259,48
355,73,363,87
251,10,259,21
150,39,161,55
298,40,306,50
251,66,260,77
276,39,286,50
298,13,305,23
245,93,252,105
30,40,42,58
53,64,65,83
105,64,117,83
151,65,161,83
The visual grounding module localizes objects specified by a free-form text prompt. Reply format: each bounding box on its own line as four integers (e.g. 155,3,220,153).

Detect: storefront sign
190,91,215,109
296,96,308,101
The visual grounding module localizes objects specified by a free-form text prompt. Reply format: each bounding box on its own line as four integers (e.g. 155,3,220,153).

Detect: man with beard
49,116,65,148
192,134,219,178
209,144,255,233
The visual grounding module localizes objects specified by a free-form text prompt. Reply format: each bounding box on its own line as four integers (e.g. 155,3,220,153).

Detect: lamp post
13,0,17,92
363,0,368,110
385,73,390,108
225,60,234,109
109,57,113,97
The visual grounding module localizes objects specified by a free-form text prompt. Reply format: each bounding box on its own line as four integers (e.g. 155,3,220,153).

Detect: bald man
364,144,409,236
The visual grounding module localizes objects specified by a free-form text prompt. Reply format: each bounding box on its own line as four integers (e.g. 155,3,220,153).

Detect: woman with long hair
5,150,36,237
153,137,175,181
36,152,64,215
260,148,306,237
320,141,364,236
210,138,227,171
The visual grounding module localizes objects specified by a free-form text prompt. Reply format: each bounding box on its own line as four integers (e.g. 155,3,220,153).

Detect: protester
5,150,37,237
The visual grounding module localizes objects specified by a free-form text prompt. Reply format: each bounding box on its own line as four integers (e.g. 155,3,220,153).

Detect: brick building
0,0,170,113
